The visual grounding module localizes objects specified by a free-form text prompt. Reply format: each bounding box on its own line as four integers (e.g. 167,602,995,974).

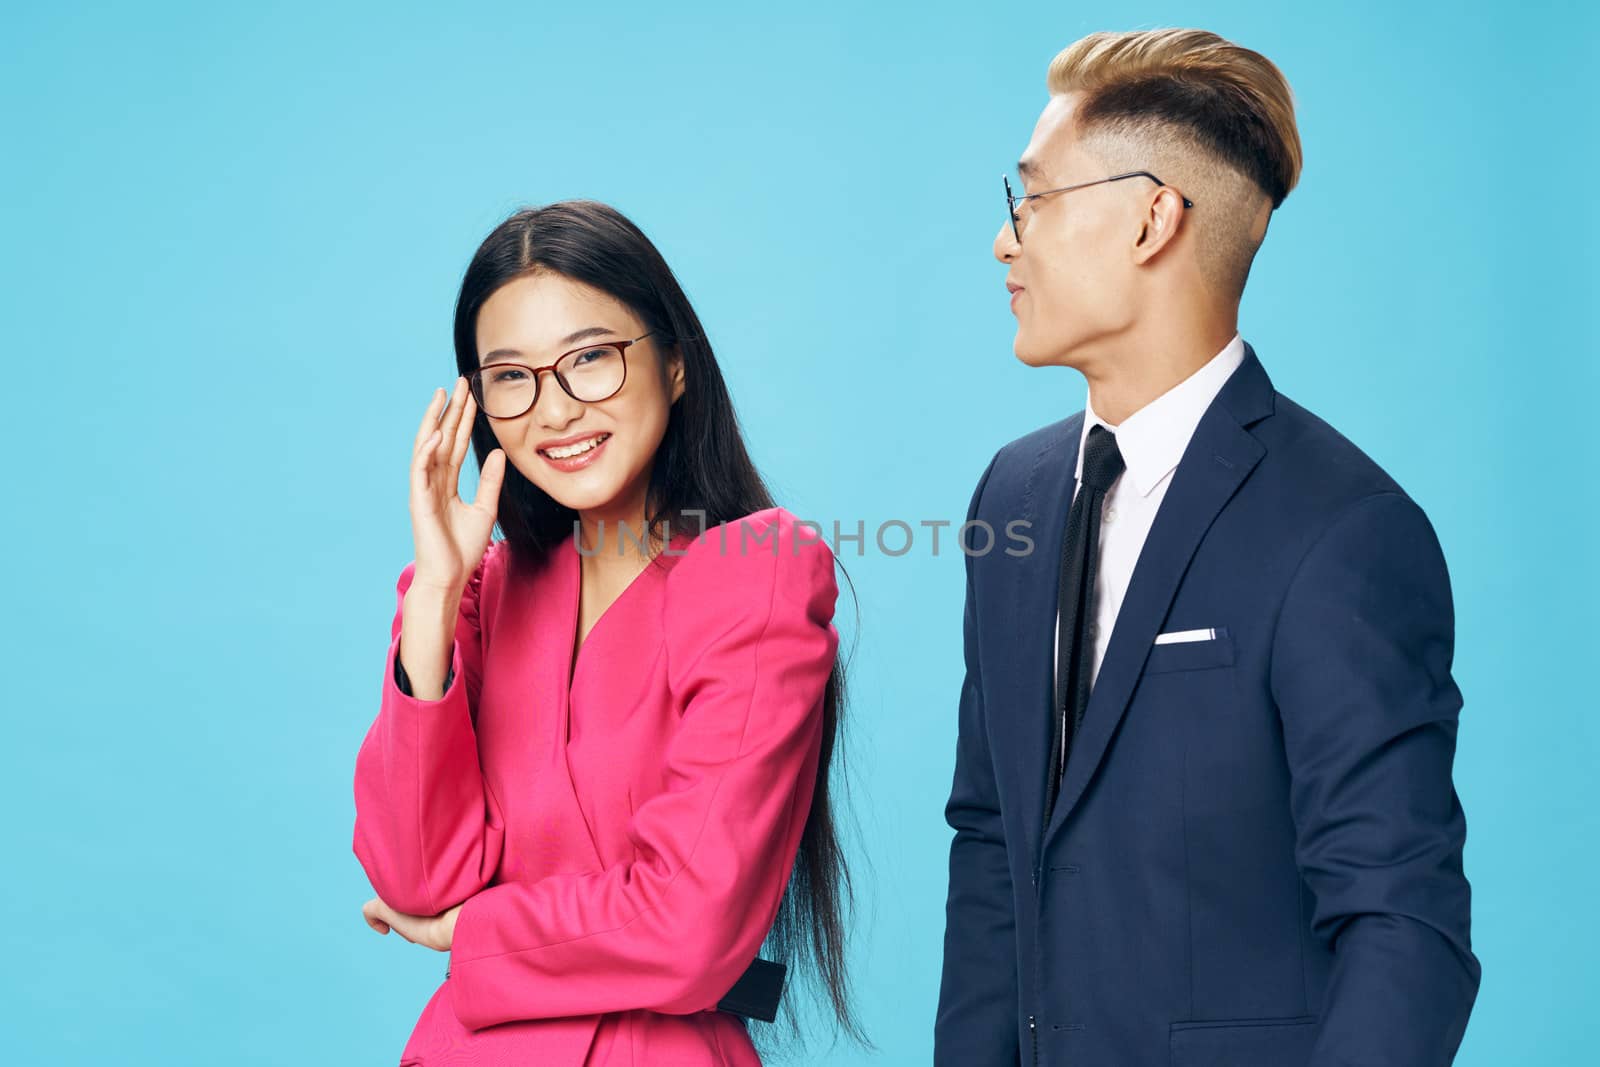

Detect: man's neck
1078,315,1239,425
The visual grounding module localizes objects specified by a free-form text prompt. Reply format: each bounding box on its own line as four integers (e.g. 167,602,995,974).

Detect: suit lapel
1037,343,1277,846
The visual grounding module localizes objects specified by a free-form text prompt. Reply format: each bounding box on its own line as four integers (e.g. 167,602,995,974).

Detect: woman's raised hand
409,378,507,594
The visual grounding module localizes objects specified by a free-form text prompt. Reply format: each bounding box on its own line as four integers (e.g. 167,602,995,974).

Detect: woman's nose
534,371,586,427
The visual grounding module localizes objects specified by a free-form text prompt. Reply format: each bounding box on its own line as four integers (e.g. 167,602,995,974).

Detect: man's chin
1012,330,1080,370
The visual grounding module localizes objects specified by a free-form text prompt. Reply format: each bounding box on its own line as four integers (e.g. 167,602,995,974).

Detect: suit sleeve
352,545,506,917
446,510,838,1029
1270,492,1481,1066
934,450,1020,1065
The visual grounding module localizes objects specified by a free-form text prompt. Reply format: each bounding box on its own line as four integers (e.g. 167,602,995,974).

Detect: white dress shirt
1053,333,1247,702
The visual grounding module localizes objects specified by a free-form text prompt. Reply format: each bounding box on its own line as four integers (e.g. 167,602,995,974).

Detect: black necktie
1046,423,1125,822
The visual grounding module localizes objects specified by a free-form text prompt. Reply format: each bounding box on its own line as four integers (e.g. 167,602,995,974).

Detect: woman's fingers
411,385,451,498
412,387,448,454
436,378,468,462
417,379,465,499
361,896,451,952
410,427,442,500
362,898,392,935
411,380,469,501
472,448,506,514
447,389,477,483
364,897,425,945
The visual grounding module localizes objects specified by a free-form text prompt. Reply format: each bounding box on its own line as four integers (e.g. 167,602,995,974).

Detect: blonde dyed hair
1046,29,1302,301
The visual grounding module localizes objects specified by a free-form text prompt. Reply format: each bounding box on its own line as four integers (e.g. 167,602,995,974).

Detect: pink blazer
353,506,839,1066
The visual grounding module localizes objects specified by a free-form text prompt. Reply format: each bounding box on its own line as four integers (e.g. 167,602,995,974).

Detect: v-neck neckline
561,528,693,697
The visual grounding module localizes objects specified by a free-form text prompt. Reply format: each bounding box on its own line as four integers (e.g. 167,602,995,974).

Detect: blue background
4,1,1594,1063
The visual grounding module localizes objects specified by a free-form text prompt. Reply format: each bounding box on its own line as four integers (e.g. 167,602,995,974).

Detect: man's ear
1131,187,1186,264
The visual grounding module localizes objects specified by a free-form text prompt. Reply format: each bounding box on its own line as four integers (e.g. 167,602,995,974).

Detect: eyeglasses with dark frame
467,330,664,419
1003,171,1194,242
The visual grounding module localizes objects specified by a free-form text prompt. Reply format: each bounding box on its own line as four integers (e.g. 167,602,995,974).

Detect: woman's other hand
361,896,464,953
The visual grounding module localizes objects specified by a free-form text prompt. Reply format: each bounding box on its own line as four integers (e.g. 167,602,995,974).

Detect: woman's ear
668,349,687,404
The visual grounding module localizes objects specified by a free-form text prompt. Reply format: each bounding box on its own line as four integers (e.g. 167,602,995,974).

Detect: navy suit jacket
934,343,1480,1066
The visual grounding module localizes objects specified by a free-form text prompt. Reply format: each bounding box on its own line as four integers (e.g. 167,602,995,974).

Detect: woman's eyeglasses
1004,171,1194,242
467,331,664,419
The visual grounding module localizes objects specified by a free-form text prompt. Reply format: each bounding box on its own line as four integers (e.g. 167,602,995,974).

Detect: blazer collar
1076,332,1247,498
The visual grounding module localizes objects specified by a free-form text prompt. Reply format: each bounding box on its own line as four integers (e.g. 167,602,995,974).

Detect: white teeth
543,433,609,459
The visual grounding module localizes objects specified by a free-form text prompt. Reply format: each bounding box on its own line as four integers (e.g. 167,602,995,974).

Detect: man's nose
994,222,1020,263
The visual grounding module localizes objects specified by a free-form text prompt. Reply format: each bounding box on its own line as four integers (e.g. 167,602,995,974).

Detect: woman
351,200,864,1066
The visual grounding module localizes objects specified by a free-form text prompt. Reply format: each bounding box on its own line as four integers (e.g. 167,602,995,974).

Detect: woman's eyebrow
558,325,619,346
483,325,619,361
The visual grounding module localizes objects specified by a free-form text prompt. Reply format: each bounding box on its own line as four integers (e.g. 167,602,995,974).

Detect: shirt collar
1074,333,1247,498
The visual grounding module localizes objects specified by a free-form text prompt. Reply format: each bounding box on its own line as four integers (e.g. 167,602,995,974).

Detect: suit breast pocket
1170,1015,1318,1065
1141,626,1235,674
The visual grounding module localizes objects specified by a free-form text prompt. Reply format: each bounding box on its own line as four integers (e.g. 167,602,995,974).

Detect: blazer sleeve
1270,492,1481,1066
351,544,506,917
934,450,1020,1065
446,509,838,1030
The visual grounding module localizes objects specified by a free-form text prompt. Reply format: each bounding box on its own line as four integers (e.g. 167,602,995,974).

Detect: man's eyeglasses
467,331,663,419
1003,171,1194,242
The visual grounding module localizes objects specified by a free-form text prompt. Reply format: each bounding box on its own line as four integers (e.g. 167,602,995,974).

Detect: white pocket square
1153,627,1218,645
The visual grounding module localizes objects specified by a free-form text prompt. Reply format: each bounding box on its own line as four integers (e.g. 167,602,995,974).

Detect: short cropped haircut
1047,29,1302,300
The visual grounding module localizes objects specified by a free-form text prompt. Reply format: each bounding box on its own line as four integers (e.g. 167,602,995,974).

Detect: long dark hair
451,200,868,1054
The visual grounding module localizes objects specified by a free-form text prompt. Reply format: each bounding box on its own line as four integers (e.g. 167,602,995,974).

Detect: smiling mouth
539,432,611,459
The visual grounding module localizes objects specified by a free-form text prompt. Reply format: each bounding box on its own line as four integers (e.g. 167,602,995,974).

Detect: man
935,28,1480,1066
